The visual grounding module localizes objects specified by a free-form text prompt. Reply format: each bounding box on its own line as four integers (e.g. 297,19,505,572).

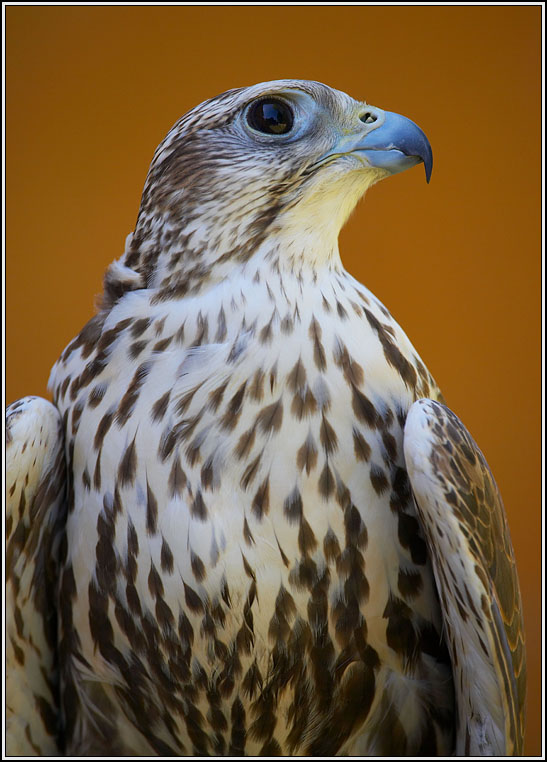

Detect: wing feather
403,399,526,755
6,396,67,755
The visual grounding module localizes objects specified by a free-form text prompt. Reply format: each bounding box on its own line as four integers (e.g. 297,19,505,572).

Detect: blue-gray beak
356,111,433,183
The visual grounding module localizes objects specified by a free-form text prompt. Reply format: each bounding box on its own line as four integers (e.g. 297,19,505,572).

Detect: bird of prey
6,79,526,756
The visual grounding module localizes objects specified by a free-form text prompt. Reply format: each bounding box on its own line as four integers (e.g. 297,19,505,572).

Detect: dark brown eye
246,99,294,135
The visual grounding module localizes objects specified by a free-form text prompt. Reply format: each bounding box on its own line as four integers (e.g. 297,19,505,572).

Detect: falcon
6,79,526,756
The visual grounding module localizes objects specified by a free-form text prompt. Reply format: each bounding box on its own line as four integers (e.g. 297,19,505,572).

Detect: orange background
6,6,542,754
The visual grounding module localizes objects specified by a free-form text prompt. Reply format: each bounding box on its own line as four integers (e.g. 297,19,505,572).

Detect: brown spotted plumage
6,398,66,754
404,400,526,754
6,79,525,756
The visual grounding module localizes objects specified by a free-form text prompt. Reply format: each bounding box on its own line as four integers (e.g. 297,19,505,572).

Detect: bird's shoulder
6,396,67,755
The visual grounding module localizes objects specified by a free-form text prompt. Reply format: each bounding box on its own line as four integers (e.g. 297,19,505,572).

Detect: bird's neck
95,231,358,355
102,159,374,310
146,231,345,310
102,217,344,311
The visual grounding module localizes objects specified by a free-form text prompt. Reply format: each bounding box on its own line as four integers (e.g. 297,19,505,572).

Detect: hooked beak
354,110,433,183
317,108,433,183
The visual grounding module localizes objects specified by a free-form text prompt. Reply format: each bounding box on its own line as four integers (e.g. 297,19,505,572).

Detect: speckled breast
52,274,453,755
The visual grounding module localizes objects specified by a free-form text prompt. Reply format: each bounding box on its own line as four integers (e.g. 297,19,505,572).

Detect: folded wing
6,396,67,755
403,399,526,755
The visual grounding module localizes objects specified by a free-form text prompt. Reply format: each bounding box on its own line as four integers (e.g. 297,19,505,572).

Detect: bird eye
246,98,294,135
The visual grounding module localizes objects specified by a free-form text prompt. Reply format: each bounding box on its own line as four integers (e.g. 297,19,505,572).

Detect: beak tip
423,152,433,184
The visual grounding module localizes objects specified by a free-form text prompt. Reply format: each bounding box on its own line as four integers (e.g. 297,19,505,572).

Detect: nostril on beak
360,112,378,125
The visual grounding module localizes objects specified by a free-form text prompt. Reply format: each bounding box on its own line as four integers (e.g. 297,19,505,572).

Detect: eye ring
246,98,294,136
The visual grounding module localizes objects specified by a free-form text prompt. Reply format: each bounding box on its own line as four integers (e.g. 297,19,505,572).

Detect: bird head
109,80,432,304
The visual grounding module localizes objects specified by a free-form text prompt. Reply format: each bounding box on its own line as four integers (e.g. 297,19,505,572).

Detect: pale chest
61,298,434,625
53,284,450,755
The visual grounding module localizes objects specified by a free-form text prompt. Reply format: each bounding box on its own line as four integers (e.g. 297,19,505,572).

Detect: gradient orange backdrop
6,6,542,755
